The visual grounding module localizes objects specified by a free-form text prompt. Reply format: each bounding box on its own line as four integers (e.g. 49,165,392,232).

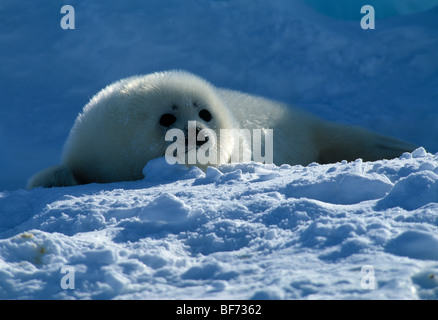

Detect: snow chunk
0,230,73,266
412,269,438,299
138,193,191,223
194,167,223,185
285,172,392,205
254,167,280,181
412,147,428,158
250,289,284,300
193,167,243,185
181,263,221,280
219,169,243,183
412,270,438,289
377,171,438,210
385,230,438,260
83,249,118,265
142,157,204,183
399,152,412,160
205,167,223,182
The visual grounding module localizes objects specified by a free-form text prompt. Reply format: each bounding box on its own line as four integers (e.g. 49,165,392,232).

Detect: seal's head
63,71,236,183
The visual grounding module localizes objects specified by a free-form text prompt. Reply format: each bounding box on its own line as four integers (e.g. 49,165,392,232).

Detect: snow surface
1,152,438,300
1,0,438,300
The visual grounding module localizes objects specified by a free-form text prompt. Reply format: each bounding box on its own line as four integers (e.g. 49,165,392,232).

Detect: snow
1,154,438,300
1,0,438,300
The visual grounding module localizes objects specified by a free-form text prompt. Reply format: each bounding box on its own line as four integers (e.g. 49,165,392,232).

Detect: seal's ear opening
27,165,78,189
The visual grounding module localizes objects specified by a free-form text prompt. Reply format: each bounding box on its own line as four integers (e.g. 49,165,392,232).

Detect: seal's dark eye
199,109,212,122
159,113,177,127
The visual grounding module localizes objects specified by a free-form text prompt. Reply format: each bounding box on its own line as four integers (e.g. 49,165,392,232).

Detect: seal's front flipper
27,165,78,189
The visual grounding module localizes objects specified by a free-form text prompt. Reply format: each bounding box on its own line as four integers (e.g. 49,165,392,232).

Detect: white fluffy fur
27,70,417,188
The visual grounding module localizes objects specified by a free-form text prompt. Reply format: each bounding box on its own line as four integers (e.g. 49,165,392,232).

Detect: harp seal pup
27,70,417,188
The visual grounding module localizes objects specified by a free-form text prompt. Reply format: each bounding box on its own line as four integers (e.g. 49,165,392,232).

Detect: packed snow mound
1,149,437,299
